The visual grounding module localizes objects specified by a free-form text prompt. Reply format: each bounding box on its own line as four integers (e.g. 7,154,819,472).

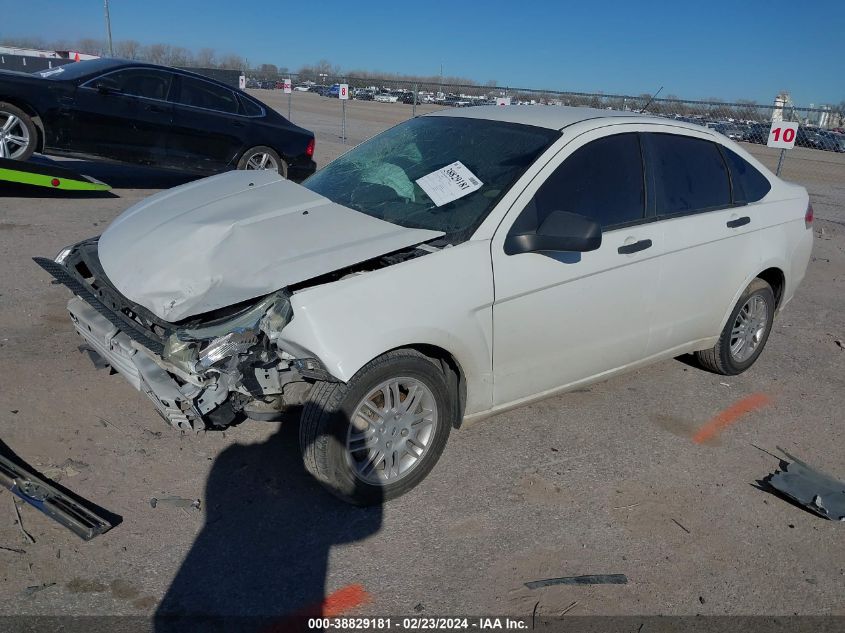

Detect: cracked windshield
302,116,559,240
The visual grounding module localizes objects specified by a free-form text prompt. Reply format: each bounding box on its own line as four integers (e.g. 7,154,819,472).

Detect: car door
641,130,761,356
167,74,249,172
491,129,662,406
68,68,175,165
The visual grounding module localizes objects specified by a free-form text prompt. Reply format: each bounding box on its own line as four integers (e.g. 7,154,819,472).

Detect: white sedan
38,106,814,504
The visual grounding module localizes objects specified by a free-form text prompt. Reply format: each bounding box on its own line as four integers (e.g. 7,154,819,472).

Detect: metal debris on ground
12,498,36,544
150,496,201,510
21,582,56,597
671,518,691,533
1,440,118,540
525,574,628,589
764,448,845,521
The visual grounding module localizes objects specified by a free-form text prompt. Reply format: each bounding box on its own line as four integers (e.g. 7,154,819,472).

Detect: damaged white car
37,107,814,504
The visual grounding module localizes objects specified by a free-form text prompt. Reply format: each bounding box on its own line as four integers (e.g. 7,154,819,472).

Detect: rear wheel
0,102,36,161
237,145,287,177
300,349,453,505
695,278,775,375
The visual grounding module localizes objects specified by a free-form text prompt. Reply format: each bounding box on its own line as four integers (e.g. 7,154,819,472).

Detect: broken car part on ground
765,448,845,521
0,441,118,540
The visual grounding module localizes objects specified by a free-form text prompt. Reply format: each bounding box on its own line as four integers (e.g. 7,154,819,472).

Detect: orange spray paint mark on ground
262,585,372,633
692,393,772,444
319,584,371,617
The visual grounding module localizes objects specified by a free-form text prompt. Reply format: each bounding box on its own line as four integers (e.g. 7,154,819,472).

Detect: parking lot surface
0,93,843,619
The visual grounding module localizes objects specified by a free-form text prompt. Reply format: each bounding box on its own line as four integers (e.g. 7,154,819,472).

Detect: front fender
277,240,495,415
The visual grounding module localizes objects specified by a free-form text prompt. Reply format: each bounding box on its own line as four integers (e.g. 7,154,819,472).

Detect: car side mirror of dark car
95,78,121,94
504,210,602,255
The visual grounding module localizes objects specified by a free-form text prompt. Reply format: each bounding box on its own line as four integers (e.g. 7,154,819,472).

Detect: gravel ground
0,93,843,622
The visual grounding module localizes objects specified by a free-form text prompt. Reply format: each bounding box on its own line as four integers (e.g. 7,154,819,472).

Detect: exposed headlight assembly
162,291,292,372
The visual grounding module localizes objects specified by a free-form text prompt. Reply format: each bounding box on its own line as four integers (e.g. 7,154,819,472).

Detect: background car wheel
0,102,36,161
300,349,453,505
695,278,775,375
237,146,287,177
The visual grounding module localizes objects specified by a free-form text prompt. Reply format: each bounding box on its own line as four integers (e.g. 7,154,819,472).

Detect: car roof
424,105,690,132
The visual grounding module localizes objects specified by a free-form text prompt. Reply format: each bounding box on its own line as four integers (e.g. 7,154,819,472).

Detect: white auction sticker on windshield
416,161,483,207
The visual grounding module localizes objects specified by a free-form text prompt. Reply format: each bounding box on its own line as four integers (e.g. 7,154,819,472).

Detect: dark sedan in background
0,58,316,180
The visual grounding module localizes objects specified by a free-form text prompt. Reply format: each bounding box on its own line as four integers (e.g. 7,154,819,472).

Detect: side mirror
504,210,602,255
95,78,121,94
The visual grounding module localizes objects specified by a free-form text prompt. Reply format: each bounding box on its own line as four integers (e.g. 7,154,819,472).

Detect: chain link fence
243,70,844,188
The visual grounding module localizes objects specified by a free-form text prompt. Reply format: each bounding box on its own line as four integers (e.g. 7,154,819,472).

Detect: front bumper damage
34,240,329,431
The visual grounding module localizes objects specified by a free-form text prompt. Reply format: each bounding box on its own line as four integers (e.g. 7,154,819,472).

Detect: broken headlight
162,291,292,372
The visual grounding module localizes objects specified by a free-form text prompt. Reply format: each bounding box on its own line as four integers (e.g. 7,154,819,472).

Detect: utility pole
103,0,114,57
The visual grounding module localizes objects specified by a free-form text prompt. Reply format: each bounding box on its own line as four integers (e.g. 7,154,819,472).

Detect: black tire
236,145,287,177
695,278,775,375
0,102,37,161
300,349,453,505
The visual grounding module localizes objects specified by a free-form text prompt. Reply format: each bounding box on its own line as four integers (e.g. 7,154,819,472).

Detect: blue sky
1,0,841,105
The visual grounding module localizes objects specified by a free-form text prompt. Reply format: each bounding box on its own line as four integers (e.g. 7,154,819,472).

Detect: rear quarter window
645,133,731,215
722,148,771,203
238,95,263,117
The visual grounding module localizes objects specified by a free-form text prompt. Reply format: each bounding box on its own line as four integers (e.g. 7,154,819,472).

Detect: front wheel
237,145,287,177
300,350,453,505
695,278,776,375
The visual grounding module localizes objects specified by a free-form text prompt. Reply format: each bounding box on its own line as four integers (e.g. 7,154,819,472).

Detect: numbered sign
768,121,799,149
283,78,292,94
339,83,349,100
495,97,511,106
238,74,246,90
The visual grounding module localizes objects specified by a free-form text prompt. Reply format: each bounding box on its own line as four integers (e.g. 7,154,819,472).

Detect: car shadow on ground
154,407,383,632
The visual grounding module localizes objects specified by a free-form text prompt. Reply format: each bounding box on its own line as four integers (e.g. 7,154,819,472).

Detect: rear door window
722,148,771,203
525,133,645,230
644,133,731,215
173,76,239,114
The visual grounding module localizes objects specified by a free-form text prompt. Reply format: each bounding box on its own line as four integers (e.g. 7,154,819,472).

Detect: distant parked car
714,124,745,141
0,58,316,179
401,92,417,105
374,93,398,103
743,123,770,144
327,84,341,98
355,89,375,101
813,130,845,152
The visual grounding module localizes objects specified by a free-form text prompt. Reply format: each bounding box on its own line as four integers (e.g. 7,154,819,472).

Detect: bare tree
218,54,245,70
144,43,171,65
258,63,278,75
114,39,141,60
76,38,104,55
165,46,193,67
195,47,215,67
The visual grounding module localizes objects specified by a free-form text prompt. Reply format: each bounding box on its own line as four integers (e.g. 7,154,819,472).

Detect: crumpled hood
98,170,443,322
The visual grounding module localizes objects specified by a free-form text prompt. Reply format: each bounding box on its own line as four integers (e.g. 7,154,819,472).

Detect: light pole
103,0,114,57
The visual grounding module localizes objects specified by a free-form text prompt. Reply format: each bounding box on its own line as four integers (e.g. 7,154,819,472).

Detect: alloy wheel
244,152,278,170
0,111,31,159
729,295,769,362
346,377,438,485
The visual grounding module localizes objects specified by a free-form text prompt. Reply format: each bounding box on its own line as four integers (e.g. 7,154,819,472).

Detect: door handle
231,121,246,128
145,104,167,113
617,239,652,255
727,216,750,228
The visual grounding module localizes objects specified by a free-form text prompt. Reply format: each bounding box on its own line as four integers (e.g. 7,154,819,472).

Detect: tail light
805,202,814,228
306,138,315,158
